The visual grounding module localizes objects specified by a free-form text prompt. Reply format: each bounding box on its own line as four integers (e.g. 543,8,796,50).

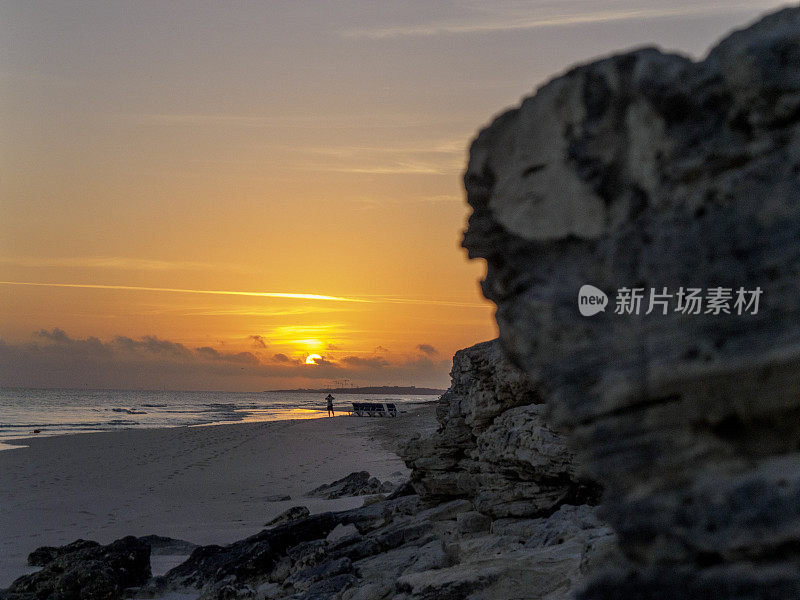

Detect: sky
0,0,789,391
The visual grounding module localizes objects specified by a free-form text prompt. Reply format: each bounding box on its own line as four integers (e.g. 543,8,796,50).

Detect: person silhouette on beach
325,393,335,417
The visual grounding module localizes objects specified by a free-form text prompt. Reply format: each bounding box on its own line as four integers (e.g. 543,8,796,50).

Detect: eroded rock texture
462,6,800,598
137,493,613,600
4,536,150,600
403,340,600,518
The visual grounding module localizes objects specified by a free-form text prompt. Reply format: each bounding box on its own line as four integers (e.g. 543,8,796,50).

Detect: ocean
0,388,439,446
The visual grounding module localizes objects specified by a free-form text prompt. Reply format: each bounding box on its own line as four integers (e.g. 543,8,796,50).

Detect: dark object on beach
304,471,394,499
265,505,310,528
137,535,198,556
32,430,40,434
7,536,150,600
325,393,335,417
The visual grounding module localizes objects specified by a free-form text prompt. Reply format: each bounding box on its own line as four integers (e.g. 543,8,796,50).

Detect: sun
305,354,323,364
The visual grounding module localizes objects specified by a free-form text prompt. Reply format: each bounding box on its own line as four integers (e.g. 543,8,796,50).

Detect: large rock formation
403,340,600,518
462,6,800,598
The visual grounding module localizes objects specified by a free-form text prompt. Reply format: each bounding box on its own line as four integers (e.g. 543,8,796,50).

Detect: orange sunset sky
0,1,786,390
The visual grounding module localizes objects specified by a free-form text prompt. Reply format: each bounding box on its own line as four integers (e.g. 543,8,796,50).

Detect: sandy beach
0,405,436,588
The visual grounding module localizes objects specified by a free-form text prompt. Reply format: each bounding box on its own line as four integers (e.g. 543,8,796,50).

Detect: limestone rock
402,340,600,518
462,5,800,597
304,471,393,499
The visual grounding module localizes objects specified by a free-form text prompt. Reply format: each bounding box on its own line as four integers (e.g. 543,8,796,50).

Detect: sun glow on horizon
305,354,323,364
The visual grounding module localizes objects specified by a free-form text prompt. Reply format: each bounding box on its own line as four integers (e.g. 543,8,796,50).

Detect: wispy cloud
294,140,465,176
361,295,491,308
179,306,353,317
342,2,781,39
136,112,446,130
417,343,439,357
0,281,491,308
312,162,450,175
0,281,369,303
0,256,248,272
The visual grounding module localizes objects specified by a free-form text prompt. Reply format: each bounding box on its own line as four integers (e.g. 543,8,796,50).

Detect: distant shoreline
264,386,446,395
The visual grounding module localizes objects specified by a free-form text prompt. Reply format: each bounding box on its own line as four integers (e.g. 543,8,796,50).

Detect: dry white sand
0,406,436,587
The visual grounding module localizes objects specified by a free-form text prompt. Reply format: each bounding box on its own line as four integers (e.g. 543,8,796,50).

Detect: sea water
0,388,438,445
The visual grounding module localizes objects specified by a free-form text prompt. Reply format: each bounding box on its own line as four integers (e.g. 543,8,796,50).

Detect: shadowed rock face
3,537,150,600
402,340,601,518
462,6,800,598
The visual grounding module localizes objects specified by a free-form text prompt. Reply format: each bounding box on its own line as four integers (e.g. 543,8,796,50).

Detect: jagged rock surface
130,493,613,600
266,506,312,528
304,471,395,500
4,536,151,600
462,6,800,598
402,340,600,518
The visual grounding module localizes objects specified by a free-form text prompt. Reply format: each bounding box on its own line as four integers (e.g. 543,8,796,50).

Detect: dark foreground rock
133,492,612,600
4,536,150,600
462,5,800,598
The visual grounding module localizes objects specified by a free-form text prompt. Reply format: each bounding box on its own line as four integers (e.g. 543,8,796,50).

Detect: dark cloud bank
0,329,450,391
